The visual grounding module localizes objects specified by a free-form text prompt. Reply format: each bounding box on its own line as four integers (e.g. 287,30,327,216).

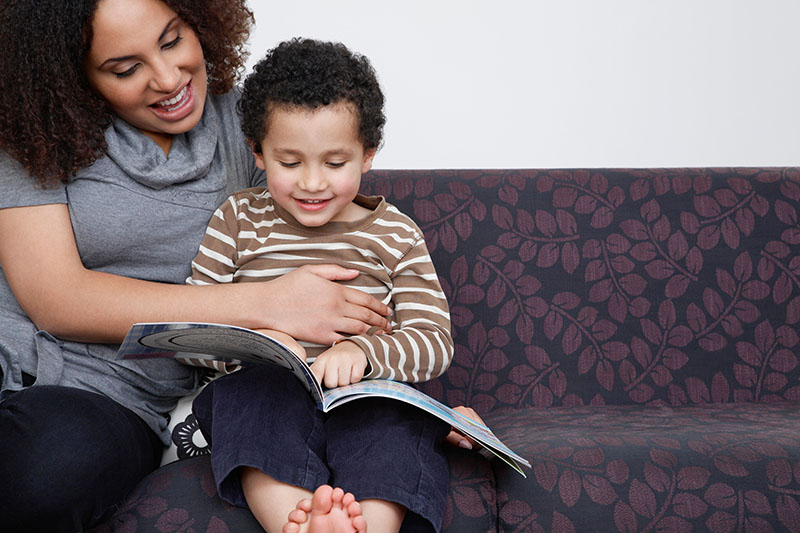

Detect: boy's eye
327,162,346,168
279,161,300,168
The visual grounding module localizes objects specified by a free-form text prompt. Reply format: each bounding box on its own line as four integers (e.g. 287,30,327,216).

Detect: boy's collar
269,193,386,235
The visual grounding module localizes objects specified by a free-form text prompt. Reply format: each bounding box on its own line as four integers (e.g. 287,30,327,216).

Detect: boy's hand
445,406,484,450
253,329,307,361
310,341,368,388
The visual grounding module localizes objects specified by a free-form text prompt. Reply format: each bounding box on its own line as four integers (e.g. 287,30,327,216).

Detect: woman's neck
142,130,174,155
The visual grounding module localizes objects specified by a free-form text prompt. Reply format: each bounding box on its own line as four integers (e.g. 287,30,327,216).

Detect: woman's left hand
445,405,484,450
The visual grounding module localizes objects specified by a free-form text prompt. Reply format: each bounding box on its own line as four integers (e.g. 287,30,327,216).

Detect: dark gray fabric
0,90,265,444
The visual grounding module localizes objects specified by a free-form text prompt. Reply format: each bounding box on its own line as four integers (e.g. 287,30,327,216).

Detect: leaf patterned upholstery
98,168,800,532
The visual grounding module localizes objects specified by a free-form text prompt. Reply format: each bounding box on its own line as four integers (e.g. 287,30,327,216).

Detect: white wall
246,1,800,169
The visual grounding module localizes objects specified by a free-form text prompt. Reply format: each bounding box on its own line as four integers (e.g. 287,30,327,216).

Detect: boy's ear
249,140,266,171
361,148,377,174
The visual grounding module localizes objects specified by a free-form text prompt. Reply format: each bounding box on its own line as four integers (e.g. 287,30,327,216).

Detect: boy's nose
299,168,326,192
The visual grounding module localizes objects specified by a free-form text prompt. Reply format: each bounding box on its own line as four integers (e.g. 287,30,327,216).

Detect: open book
118,322,530,476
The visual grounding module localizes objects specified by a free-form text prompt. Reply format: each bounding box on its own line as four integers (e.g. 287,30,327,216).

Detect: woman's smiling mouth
150,82,195,119
155,85,189,111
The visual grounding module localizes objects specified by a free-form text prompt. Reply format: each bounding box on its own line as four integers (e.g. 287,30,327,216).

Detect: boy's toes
287,507,308,524
353,514,367,533
310,484,335,515
282,521,301,533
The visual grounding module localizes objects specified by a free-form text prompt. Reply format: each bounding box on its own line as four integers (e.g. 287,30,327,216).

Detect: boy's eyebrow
99,17,179,68
272,148,356,158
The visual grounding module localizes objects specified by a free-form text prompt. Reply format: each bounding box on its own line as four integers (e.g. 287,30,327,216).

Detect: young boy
187,38,455,533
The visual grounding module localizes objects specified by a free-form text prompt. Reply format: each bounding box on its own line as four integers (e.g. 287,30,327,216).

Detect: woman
0,0,391,530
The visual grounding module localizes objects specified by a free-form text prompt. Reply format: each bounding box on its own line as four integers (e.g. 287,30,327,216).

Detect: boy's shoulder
225,186,269,204
216,186,271,214
363,195,425,241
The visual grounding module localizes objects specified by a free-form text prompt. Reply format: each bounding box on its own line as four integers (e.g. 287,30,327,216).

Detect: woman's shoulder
0,151,66,209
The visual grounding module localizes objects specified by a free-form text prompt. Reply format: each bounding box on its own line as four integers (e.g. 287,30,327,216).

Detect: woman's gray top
0,90,265,444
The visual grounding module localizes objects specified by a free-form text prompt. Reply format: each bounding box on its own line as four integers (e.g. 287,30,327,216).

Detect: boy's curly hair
0,0,253,187
239,38,385,153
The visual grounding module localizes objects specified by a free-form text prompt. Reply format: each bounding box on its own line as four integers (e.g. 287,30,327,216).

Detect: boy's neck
327,199,373,224
271,194,380,231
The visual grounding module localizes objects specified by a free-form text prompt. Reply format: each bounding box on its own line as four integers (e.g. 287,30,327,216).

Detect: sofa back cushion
359,169,800,413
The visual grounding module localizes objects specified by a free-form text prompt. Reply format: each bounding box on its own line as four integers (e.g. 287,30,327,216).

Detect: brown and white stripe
185,188,453,383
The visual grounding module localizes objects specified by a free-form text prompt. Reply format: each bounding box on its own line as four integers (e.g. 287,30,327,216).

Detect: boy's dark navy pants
193,364,450,532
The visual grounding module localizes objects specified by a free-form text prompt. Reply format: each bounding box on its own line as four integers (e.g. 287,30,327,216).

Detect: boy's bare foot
282,485,365,533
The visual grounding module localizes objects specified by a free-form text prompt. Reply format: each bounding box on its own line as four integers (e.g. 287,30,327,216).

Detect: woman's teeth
156,86,187,109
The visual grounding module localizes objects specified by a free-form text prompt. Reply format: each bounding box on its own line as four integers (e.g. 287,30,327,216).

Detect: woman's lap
0,384,162,532
193,365,450,532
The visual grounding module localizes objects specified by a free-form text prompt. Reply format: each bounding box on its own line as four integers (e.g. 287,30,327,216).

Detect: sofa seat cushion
484,402,800,532
89,455,261,533
95,443,498,532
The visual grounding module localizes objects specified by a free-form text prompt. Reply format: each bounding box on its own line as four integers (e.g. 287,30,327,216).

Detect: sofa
95,168,800,532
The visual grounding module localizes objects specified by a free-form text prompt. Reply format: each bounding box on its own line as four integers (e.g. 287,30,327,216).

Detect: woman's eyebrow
99,17,179,68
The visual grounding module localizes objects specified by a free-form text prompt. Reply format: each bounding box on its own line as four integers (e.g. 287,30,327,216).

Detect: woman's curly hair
239,38,386,154
0,0,253,187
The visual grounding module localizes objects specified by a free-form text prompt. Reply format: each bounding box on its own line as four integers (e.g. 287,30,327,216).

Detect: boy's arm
186,196,241,286
177,197,242,373
344,234,454,383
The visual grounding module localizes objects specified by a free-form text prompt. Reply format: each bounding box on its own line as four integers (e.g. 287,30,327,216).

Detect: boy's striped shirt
186,188,453,383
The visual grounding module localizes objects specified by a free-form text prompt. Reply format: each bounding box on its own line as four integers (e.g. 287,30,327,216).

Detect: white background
246,1,800,170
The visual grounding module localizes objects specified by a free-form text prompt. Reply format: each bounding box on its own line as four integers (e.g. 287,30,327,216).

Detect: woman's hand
256,264,391,345
445,406,485,450
0,205,390,345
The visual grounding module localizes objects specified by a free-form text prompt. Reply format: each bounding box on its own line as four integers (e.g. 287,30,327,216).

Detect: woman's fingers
259,265,391,343
297,265,391,328
301,264,391,316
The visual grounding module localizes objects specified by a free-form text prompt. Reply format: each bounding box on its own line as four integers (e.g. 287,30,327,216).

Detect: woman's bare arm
0,204,389,344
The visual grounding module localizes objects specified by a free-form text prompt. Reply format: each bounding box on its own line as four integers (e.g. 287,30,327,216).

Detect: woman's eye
163,35,183,50
115,65,139,78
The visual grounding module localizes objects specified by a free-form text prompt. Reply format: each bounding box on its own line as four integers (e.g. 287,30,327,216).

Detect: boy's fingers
310,359,325,384
445,430,474,449
446,406,484,450
339,365,351,387
321,362,341,389
350,364,364,384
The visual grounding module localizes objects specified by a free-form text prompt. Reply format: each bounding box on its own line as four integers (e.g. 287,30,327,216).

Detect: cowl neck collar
103,94,219,189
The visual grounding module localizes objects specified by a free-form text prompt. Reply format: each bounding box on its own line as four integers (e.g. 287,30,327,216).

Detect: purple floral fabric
487,402,800,532
94,451,496,533
359,168,800,412
91,456,261,533
99,168,800,532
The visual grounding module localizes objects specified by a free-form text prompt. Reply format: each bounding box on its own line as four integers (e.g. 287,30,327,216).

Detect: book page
119,322,324,405
322,379,530,475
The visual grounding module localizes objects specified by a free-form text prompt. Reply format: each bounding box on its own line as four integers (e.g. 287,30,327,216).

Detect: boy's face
253,103,376,227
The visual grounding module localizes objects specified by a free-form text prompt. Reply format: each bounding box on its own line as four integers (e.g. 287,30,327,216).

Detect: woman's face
85,0,207,153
